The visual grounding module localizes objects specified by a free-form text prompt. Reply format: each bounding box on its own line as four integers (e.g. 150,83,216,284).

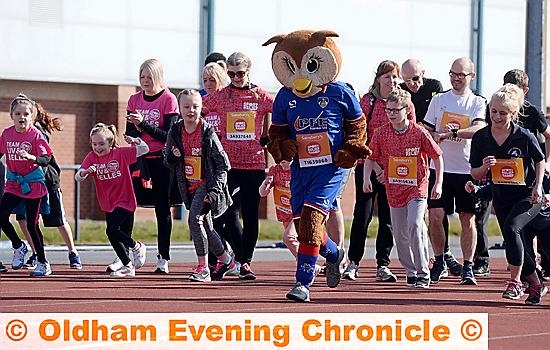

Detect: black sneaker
525,283,548,305
239,263,256,280
444,253,463,276
23,254,37,269
0,261,7,273
69,252,82,270
406,276,417,286
460,265,477,285
430,260,448,284
211,260,236,281
472,263,490,277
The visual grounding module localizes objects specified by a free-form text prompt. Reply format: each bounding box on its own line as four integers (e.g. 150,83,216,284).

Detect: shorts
290,163,344,216
15,187,66,227
428,170,480,214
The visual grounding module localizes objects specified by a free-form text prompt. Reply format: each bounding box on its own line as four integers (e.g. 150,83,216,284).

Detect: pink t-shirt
127,90,179,153
183,119,206,193
0,125,52,198
266,164,293,223
368,122,442,208
203,86,273,170
80,147,138,213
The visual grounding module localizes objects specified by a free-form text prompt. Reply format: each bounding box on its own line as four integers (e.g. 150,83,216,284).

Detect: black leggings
494,197,541,267
215,168,264,265
0,193,44,262
523,214,550,276
348,163,393,267
147,157,172,260
105,207,136,266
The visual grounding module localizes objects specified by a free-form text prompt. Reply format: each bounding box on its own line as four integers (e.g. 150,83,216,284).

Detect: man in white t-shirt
422,57,487,286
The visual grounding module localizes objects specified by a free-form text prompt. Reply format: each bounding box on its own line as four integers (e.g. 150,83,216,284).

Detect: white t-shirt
424,90,486,174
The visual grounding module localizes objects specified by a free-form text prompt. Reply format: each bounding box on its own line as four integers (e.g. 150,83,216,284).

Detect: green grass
34,216,502,245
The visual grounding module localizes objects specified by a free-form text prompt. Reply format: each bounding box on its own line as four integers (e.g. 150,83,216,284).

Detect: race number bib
226,111,255,140
388,156,418,186
184,156,202,182
296,132,332,167
491,158,525,185
440,112,470,142
273,185,292,214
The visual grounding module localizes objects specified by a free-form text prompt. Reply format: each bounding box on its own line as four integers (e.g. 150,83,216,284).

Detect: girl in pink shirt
75,123,149,277
126,58,180,274
0,94,53,277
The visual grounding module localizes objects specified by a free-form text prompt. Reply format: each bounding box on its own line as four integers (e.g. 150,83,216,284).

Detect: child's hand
85,166,96,175
464,181,475,193
16,149,34,160
171,146,181,157
265,176,274,188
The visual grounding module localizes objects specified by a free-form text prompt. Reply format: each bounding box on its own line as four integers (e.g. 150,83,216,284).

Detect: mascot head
263,29,341,98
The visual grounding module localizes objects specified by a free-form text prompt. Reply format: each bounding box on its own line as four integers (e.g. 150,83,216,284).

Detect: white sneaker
30,262,52,277
226,261,240,276
343,261,358,281
132,241,147,269
106,257,123,273
154,254,169,274
110,263,135,277
12,243,29,270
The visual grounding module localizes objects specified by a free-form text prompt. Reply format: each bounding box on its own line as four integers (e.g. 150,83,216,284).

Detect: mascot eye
306,57,322,73
283,57,296,74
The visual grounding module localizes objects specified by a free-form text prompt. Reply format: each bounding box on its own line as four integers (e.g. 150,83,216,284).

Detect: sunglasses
404,75,422,83
384,106,407,115
227,70,247,79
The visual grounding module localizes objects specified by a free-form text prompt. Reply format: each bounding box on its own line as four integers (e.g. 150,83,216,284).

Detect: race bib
491,158,525,185
184,156,202,182
226,111,255,140
388,156,418,186
273,185,292,214
440,112,470,142
296,132,332,167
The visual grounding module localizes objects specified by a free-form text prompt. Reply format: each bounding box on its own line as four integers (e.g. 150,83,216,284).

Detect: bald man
400,59,443,123
422,57,487,286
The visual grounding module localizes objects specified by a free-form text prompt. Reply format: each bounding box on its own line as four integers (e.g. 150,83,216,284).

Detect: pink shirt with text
81,147,138,213
266,164,293,223
0,126,52,198
127,90,178,153
203,86,273,170
368,122,442,208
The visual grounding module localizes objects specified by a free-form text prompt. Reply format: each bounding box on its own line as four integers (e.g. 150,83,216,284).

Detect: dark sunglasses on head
227,70,247,78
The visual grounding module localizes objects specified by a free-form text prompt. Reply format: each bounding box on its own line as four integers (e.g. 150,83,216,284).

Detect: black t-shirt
518,100,548,153
470,123,544,205
399,78,443,122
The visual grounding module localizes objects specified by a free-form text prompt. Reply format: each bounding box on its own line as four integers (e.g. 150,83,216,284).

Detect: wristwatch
451,128,458,138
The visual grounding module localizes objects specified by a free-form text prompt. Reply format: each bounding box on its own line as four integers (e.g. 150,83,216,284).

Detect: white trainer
30,262,52,277
132,241,147,269
106,257,123,273
110,263,136,277
12,243,29,270
154,254,169,274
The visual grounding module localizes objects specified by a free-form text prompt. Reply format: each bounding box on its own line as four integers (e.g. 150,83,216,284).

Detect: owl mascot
263,30,371,302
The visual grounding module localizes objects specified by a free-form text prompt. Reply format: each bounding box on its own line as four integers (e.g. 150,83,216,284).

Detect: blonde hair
203,63,228,91
139,58,166,92
10,93,36,116
490,83,525,121
90,123,119,148
227,52,252,70
387,89,412,107
176,89,201,104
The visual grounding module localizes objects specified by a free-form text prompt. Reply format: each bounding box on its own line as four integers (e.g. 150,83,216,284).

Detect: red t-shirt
266,164,293,223
0,126,52,198
203,86,273,170
81,147,138,212
368,122,442,208
182,120,206,193
127,90,178,153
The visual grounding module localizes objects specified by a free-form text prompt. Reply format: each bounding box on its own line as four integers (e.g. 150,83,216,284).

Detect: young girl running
364,89,443,288
75,123,148,277
470,84,546,305
164,89,234,282
0,94,53,277
16,102,82,270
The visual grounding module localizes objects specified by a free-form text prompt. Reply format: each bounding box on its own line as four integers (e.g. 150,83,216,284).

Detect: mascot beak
293,78,313,97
